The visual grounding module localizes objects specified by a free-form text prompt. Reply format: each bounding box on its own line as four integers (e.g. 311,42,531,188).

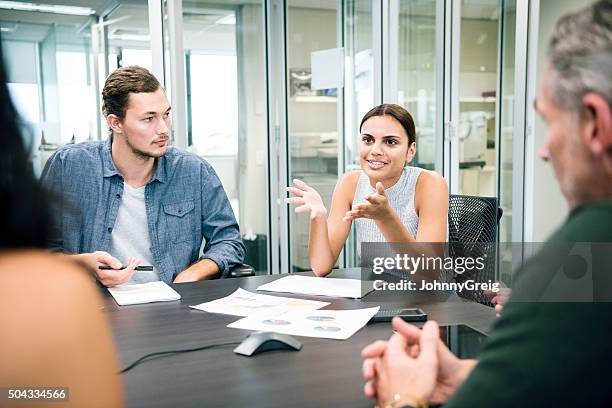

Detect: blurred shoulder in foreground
0,251,124,408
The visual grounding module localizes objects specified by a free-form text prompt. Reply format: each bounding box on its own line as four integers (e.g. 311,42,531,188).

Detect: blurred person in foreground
0,42,123,407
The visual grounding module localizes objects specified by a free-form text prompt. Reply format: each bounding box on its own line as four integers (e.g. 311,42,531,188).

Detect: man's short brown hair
102,66,161,119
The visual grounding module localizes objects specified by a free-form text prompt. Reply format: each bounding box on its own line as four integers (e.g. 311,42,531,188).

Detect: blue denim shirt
41,139,245,282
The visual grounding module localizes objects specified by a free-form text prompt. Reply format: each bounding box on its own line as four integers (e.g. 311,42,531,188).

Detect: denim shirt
41,139,245,282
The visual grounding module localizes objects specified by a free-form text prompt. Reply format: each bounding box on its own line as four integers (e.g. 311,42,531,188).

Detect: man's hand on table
72,251,141,287
173,259,220,283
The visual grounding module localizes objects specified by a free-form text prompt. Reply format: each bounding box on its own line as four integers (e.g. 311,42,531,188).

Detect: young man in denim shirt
41,66,245,286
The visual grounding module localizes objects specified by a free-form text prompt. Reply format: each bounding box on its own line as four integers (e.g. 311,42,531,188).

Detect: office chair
447,194,502,305
228,263,255,278
206,263,255,279
448,195,501,243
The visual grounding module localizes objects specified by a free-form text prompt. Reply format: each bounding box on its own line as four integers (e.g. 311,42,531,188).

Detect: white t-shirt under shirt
110,183,160,284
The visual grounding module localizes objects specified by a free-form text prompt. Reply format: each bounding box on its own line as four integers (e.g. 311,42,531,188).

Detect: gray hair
547,0,612,113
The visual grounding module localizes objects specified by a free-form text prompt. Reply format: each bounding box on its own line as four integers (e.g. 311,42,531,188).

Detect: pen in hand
98,265,154,271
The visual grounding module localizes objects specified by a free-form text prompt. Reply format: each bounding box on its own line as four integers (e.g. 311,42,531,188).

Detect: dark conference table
102,269,496,408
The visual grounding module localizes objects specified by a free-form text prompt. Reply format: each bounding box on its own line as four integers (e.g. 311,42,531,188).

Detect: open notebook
108,281,181,306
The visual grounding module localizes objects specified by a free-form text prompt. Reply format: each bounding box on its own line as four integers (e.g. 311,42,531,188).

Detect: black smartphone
369,308,428,323
98,265,154,271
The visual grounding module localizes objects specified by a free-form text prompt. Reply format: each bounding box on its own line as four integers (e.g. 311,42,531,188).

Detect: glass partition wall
0,0,151,174
398,0,439,171
285,1,341,271
1,0,531,275
343,0,374,267
457,0,500,198
453,0,519,243
0,2,100,177
498,0,516,240
172,0,269,273
106,1,152,70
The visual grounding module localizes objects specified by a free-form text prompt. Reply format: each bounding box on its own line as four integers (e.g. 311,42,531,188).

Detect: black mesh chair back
447,194,502,305
448,195,500,243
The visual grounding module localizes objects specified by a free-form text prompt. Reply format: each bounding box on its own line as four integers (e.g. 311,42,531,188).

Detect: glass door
456,0,501,198
498,0,516,241
344,0,375,171
173,1,269,274
343,0,374,267
0,1,104,174
450,0,520,245
397,0,440,171
285,0,342,271
449,0,524,286
342,0,443,267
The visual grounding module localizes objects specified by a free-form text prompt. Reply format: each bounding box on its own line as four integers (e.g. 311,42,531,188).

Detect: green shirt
446,200,612,407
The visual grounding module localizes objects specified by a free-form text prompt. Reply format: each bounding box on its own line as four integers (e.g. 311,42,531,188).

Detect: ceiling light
0,24,17,32
0,1,95,16
108,33,150,42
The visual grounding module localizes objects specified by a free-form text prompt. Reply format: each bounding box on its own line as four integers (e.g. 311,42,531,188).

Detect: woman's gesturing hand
343,181,393,222
285,179,327,220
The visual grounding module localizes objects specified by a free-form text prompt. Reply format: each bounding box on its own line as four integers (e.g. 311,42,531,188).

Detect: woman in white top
286,104,448,277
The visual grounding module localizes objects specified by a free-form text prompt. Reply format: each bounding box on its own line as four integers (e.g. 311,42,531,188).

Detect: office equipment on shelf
290,131,338,158
459,111,494,163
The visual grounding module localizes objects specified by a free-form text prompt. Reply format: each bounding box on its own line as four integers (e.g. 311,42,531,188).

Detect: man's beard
126,137,167,159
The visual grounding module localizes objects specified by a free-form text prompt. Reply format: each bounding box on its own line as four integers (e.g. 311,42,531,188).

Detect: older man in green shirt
362,1,612,407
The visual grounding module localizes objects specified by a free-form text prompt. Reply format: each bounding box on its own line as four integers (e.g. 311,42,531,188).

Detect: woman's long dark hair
0,41,50,248
359,104,417,144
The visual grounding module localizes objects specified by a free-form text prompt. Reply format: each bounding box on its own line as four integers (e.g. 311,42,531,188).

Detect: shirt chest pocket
162,200,195,244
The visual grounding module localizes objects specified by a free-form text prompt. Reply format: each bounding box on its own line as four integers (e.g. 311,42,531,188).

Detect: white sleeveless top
352,167,424,251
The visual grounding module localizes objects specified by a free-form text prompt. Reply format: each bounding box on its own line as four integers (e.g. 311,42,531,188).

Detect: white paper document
108,281,181,306
228,307,380,340
190,288,329,317
256,275,374,299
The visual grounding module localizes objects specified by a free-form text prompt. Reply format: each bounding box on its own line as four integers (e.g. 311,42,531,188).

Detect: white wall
528,0,593,241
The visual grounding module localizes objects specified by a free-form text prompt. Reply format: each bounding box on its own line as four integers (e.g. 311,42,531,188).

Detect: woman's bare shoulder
336,170,361,197
414,169,449,209
416,169,447,190
341,170,361,184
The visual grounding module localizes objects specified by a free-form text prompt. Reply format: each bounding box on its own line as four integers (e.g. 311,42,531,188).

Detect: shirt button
108,227,112,233
116,193,121,198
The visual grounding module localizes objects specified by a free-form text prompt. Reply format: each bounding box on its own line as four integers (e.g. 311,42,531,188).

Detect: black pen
98,265,154,271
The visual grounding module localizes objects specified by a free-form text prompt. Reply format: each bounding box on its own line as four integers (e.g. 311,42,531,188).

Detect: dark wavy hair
359,104,416,144
0,41,50,248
